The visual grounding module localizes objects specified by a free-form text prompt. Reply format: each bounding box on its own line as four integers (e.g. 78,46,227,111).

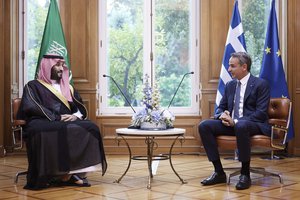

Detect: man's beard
51,70,63,81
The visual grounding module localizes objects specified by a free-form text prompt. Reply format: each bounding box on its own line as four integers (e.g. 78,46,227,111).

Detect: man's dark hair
231,52,252,71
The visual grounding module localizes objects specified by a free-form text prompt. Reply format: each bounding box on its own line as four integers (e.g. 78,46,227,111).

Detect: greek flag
259,0,294,141
215,0,246,111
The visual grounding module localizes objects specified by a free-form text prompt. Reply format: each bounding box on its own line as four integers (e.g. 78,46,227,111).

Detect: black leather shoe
236,175,251,190
201,172,227,186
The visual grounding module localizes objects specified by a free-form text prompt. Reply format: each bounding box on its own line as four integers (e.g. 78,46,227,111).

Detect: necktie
234,81,241,119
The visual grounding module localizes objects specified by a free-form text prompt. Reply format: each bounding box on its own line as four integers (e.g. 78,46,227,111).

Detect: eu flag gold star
276,49,281,57
265,47,271,54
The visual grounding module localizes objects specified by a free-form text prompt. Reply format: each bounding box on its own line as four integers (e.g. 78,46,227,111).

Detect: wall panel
200,0,234,118
287,0,300,155
0,0,5,157
98,116,202,155
60,0,98,121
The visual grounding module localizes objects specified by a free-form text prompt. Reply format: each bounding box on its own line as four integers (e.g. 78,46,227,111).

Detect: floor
1,153,300,199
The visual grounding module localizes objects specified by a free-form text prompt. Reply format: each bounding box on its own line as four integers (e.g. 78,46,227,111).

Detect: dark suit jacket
214,74,271,136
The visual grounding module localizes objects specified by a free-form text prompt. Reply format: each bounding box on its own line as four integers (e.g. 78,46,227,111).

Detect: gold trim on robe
37,79,71,110
69,85,88,119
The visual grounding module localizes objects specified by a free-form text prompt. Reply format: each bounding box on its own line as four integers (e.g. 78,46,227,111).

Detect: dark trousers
198,119,263,162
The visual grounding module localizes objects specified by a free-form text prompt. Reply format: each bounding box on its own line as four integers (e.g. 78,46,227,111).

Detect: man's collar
239,73,250,85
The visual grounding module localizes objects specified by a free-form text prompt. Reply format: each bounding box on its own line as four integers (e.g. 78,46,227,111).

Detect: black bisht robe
18,80,107,190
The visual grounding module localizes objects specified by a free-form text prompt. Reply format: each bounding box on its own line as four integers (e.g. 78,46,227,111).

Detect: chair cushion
250,135,271,148
216,136,237,150
216,135,274,151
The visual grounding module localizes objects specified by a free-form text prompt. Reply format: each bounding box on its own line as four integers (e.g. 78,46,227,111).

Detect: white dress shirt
233,73,250,120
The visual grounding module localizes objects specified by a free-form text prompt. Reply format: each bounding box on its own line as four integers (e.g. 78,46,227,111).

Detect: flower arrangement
131,74,175,130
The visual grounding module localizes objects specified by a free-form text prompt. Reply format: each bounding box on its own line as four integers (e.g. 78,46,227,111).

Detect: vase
140,122,167,130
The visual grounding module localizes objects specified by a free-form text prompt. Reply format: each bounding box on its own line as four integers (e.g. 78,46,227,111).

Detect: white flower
131,74,175,128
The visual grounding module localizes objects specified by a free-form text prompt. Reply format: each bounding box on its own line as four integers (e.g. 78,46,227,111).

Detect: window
21,0,49,85
99,0,200,115
239,0,285,76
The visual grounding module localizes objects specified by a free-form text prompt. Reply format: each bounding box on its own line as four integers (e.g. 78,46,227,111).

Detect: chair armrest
12,120,26,127
270,125,288,150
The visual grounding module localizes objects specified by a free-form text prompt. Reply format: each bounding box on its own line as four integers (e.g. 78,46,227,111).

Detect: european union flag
259,0,294,141
215,0,246,112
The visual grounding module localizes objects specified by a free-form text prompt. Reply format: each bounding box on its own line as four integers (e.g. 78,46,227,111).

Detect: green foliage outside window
107,0,144,107
154,0,191,107
107,0,191,108
240,0,271,76
27,0,49,81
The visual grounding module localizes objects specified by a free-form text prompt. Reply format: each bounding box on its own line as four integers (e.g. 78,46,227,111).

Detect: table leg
169,136,187,184
114,136,132,183
146,136,155,189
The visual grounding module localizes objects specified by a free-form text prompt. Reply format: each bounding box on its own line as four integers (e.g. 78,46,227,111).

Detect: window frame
98,0,200,116
18,0,52,95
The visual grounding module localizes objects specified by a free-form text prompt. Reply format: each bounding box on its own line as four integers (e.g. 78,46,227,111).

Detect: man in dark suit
198,52,271,190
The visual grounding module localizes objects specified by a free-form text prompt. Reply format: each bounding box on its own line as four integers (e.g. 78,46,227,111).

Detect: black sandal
62,174,91,187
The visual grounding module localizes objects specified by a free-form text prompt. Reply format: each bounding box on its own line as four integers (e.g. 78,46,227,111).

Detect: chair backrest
12,98,22,122
11,98,26,150
268,98,291,129
267,97,291,149
12,98,26,127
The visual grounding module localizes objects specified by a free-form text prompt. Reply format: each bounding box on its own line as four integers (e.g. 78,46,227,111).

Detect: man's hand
61,114,78,122
219,110,234,127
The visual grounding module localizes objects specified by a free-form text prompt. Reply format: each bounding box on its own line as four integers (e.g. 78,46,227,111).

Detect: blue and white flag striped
215,0,247,112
